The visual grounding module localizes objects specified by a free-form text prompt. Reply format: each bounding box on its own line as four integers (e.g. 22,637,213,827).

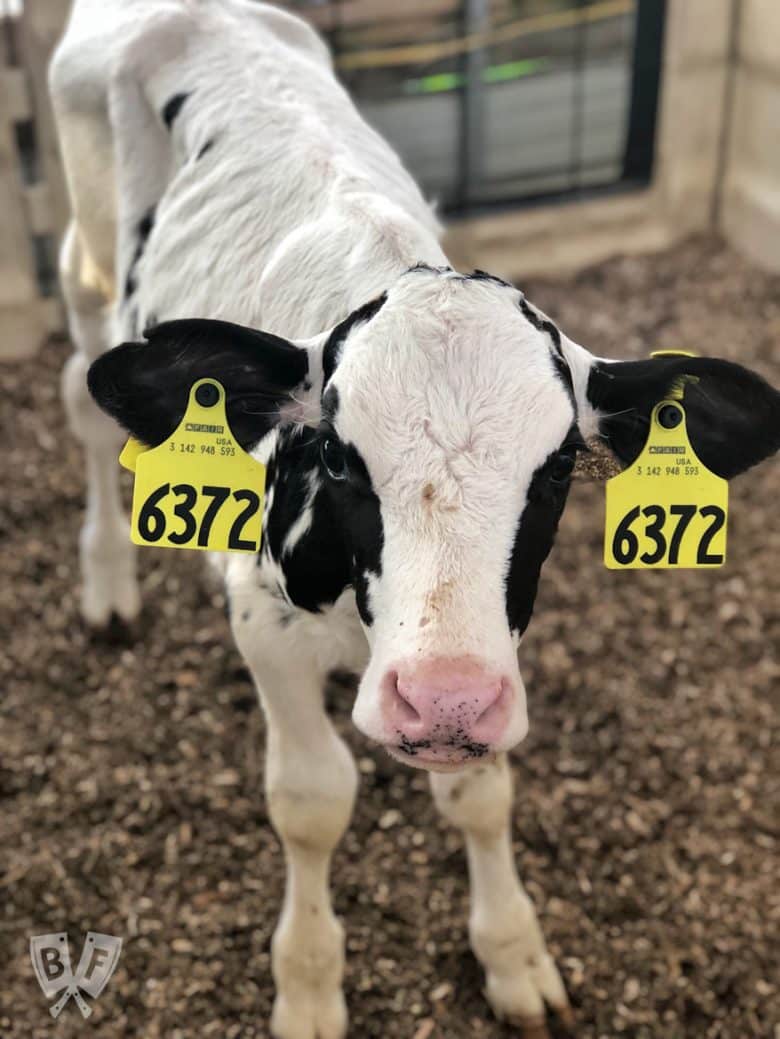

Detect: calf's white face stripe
317,268,577,752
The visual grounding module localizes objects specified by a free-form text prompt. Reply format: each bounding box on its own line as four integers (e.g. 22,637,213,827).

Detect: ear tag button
124,378,266,554
604,400,728,569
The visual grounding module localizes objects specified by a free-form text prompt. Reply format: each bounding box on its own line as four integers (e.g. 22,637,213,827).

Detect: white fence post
0,0,69,360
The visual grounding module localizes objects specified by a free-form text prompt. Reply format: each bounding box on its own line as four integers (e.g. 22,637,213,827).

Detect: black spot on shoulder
196,138,215,160
322,292,387,386
162,92,190,129
123,205,156,301
137,209,155,241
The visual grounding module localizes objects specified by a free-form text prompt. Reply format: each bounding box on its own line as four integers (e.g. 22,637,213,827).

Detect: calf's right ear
87,318,313,451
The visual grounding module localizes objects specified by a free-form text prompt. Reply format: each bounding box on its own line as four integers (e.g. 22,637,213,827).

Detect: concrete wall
719,0,780,272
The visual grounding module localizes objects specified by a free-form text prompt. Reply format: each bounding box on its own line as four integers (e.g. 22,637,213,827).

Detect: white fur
50,2,583,1032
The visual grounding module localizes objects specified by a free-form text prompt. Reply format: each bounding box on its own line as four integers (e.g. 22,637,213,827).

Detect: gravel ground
0,235,778,1039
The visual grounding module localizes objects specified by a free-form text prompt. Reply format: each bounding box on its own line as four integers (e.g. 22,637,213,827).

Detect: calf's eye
550,449,576,484
321,437,348,481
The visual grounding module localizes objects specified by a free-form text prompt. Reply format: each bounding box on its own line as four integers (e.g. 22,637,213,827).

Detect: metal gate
296,0,666,213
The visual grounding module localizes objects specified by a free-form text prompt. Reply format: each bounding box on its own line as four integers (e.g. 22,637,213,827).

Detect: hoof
87,610,142,645
513,1019,551,1039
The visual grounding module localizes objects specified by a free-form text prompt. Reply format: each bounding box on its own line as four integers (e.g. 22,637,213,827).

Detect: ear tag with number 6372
119,379,266,554
604,397,728,569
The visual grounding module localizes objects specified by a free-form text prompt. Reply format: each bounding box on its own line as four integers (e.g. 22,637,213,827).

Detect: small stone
379,809,402,829
430,982,452,1002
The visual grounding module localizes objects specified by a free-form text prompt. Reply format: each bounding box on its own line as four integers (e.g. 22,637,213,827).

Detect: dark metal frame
622,0,667,183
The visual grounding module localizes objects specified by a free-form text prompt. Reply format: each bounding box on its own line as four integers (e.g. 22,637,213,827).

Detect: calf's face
317,270,581,768
88,266,780,771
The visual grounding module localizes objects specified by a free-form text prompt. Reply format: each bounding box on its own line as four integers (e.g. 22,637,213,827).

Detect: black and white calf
51,1,779,1036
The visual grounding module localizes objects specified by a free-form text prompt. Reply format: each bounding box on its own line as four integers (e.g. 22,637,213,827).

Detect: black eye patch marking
322,292,388,386
261,430,351,614
505,428,585,635
316,426,376,499
161,91,190,129
315,434,384,625
261,423,384,625
320,435,348,481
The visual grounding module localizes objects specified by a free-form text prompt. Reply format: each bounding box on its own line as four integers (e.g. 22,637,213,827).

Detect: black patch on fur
322,385,340,422
463,269,512,288
123,206,156,300
518,295,574,403
404,264,511,289
334,442,384,626
505,448,574,635
261,429,352,614
588,356,780,478
322,292,387,385
518,295,561,350
88,318,308,450
405,262,453,276
262,421,384,621
162,92,190,129
196,139,214,160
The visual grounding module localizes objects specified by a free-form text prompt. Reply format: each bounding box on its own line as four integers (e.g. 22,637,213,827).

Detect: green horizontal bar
403,56,549,95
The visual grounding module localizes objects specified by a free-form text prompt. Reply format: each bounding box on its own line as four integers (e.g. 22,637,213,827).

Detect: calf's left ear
573,353,780,479
88,318,313,451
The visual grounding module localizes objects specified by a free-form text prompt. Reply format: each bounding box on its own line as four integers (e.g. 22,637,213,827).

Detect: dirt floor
0,235,778,1039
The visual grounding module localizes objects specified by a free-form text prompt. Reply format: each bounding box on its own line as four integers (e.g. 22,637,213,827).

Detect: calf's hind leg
430,755,573,1037
232,606,357,1039
60,223,140,627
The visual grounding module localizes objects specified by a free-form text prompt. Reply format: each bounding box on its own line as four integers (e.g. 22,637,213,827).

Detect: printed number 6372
611,504,725,566
137,482,261,551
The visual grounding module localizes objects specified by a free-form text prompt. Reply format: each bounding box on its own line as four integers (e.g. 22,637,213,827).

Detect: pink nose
381,657,512,755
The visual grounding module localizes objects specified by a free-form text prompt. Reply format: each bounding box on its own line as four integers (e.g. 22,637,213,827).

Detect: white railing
0,0,70,359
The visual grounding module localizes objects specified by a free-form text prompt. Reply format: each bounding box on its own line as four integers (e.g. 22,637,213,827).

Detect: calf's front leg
234,614,357,1039
430,755,573,1037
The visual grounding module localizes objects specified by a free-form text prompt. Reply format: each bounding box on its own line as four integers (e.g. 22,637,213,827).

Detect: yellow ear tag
125,378,266,553
604,400,728,569
119,436,148,473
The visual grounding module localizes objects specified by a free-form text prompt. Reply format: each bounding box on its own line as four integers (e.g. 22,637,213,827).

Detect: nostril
471,682,510,741
382,671,424,732
393,675,422,724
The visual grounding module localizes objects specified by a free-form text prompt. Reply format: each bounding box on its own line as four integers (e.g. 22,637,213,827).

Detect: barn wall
719,0,780,273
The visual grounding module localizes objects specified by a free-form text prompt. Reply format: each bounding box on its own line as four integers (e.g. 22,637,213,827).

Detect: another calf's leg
430,755,572,1037
60,223,140,627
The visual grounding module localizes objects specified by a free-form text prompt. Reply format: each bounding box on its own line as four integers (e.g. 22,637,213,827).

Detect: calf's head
89,266,779,770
